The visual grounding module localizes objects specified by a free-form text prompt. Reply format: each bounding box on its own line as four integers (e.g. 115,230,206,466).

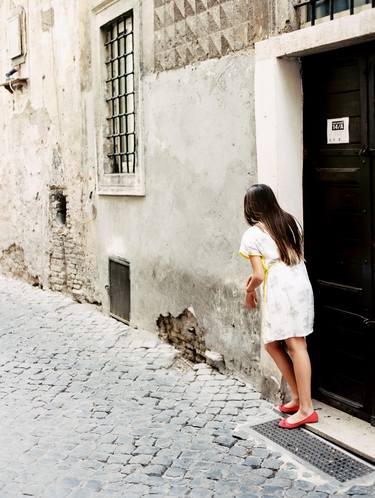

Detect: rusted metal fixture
0,77,28,94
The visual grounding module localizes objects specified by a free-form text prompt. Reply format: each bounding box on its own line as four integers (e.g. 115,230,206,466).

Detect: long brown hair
244,184,303,266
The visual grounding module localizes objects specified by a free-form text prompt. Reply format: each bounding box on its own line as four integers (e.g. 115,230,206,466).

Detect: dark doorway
303,41,375,425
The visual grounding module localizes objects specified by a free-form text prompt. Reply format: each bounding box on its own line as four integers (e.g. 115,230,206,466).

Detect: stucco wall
93,51,261,378
85,0,298,390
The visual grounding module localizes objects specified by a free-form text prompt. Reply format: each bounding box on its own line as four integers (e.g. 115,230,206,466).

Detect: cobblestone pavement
0,276,375,498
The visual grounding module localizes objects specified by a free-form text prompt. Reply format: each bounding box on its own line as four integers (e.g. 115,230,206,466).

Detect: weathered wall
0,0,299,397
0,0,97,301
92,50,261,379
102,0,298,389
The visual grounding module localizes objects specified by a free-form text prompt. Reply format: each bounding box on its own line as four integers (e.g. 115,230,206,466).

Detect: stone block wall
154,0,298,70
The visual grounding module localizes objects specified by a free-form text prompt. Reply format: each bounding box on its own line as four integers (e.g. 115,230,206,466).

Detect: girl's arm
245,256,264,310
246,255,264,292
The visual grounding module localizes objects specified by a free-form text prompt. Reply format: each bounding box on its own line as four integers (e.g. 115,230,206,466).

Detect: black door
303,42,375,425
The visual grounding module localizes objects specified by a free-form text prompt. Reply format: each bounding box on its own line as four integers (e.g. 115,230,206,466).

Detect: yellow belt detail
261,257,279,303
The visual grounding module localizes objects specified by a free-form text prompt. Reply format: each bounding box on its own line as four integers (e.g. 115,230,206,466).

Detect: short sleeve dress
240,225,314,344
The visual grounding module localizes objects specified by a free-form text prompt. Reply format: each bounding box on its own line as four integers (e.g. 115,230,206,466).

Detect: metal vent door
109,257,130,324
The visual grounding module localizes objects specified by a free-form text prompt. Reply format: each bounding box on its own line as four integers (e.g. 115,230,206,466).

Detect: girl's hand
245,290,258,309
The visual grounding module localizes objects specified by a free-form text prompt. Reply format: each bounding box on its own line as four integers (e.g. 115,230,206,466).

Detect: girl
239,184,318,429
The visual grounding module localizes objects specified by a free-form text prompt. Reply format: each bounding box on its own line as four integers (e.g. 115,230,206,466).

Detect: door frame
254,8,375,423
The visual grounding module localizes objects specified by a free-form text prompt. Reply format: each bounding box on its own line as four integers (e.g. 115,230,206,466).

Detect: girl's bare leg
264,341,299,407
283,337,314,423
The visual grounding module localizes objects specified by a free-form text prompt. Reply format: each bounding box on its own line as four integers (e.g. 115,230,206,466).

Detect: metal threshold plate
252,418,375,482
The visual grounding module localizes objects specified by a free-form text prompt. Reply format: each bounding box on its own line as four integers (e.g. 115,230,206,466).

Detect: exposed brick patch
49,188,68,293
156,308,207,363
48,187,98,304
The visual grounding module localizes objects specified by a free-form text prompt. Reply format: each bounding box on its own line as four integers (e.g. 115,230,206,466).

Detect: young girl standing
239,184,318,429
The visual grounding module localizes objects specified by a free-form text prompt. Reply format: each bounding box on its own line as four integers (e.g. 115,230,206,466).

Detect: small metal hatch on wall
108,257,130,324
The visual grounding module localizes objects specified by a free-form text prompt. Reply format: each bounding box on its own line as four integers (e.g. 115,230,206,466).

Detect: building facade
1,0,375,424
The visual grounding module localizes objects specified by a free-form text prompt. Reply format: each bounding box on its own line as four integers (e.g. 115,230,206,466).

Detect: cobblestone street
0,276,375,498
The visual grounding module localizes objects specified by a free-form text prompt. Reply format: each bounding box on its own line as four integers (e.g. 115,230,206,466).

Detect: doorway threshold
303,400,375,464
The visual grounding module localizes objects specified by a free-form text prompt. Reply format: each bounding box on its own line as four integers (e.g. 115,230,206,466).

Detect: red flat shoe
278,403,299,414
279,411,319,429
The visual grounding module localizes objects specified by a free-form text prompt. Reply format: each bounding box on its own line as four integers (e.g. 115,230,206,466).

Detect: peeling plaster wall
0,0,98,301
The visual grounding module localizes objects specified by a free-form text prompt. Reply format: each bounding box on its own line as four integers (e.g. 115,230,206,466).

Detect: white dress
240,225,314,344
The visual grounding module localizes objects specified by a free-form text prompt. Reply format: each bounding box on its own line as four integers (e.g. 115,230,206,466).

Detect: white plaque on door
327,117,349,144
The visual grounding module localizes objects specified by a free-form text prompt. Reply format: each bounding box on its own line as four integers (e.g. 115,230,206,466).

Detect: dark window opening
55,191,67,225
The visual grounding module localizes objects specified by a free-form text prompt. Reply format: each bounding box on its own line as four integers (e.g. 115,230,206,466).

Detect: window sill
97,184,145,196
98,171,145,196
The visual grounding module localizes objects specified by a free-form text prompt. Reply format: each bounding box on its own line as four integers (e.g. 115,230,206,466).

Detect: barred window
103,12,135,174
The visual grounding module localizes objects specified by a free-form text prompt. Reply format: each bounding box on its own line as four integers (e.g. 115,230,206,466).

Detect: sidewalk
0,275,374,497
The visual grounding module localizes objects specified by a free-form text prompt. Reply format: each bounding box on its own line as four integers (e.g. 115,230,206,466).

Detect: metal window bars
294,0,375,25
104,12,135,174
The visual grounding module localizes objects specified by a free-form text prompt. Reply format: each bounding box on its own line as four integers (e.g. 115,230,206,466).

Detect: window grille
294,0,375,25
103,12,135,174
